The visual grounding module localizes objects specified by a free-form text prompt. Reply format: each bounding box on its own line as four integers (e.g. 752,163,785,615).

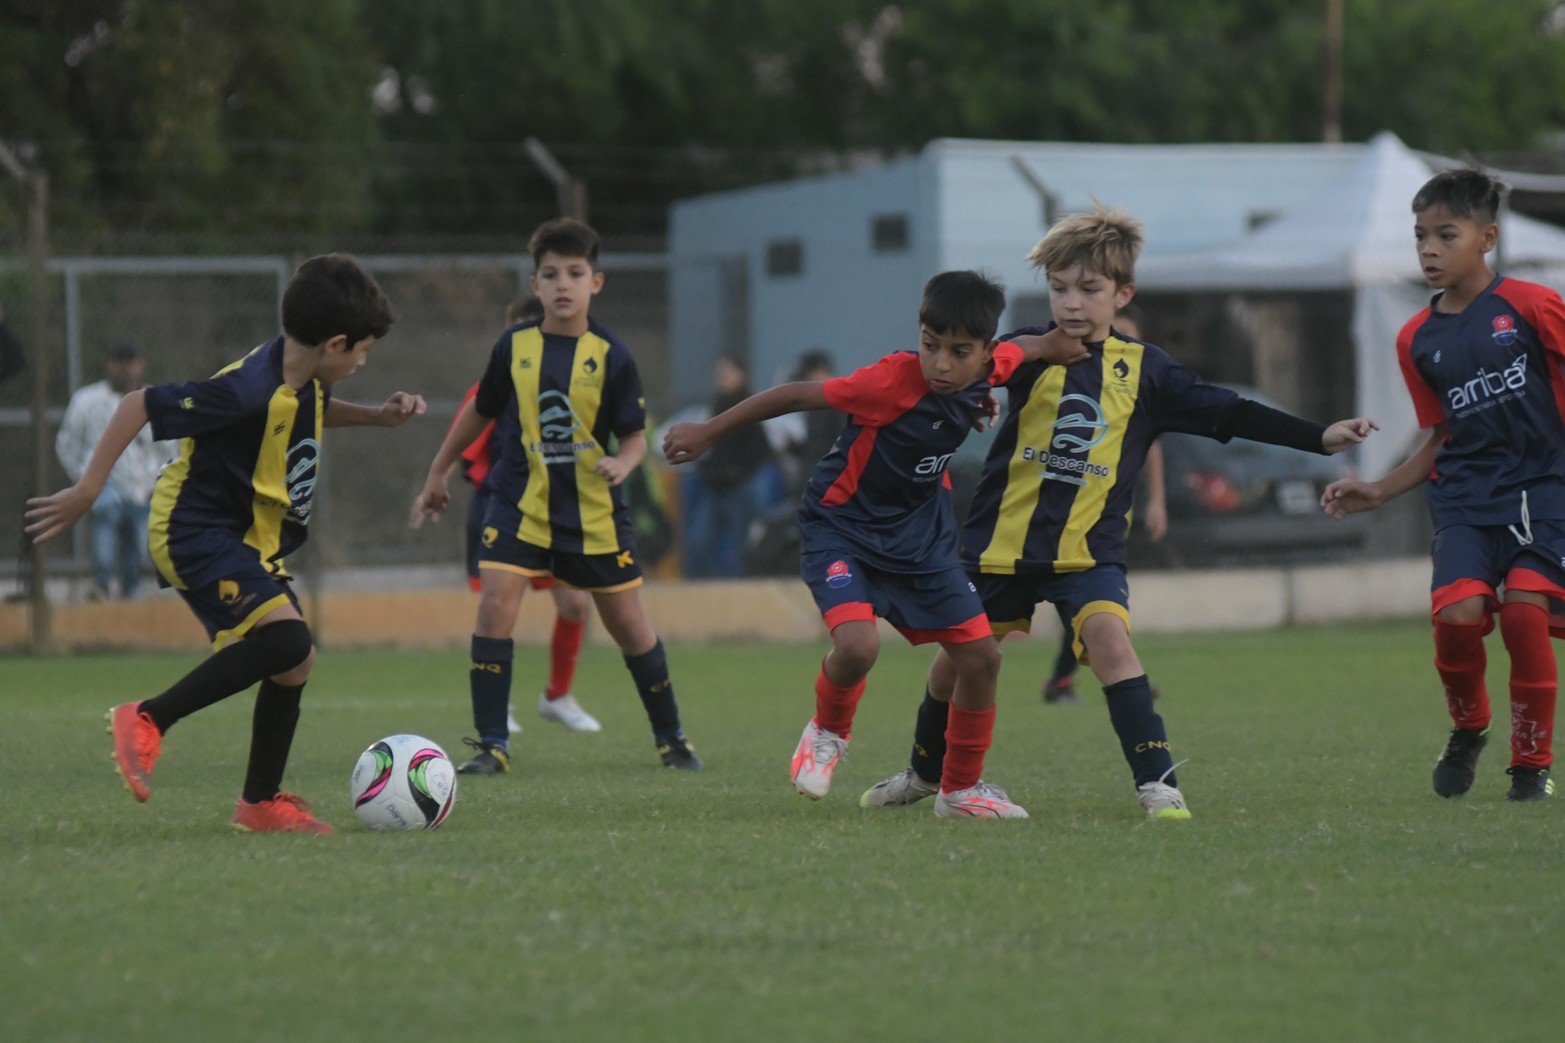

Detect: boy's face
317,335,376,385
918,324,995,395
530,251,604,324
1413,204,1496,290
1046,264,1134,342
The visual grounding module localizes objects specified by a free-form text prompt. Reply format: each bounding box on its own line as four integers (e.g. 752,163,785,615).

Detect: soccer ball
349,734,457,831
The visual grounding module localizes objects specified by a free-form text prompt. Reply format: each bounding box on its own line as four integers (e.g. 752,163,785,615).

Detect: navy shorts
177,560,301,650
972,564,1132,663
800,548,990,645
1430,521,1565,624
477,522,642,593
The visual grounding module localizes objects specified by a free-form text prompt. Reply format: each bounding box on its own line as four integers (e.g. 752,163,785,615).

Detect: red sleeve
455,383,495,482
989,341,1023,386
822,353,928,427
1495,278,1565,363
1395,310,1445,429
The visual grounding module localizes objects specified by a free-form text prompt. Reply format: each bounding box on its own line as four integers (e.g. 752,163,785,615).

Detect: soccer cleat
232,792,333,834
1042,678,1079,705
506,708,522,735
1432,726,1489,798
107,702,162,802
538,692,602,732
658,735,703,771
860,767,940,807
455,737,511,775
1506,766,1554,802
933,781,1029,819
1136,781,1192,819
790,720,848,799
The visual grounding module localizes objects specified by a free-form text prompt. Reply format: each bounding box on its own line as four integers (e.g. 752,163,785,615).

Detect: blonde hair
1026,203,1144,285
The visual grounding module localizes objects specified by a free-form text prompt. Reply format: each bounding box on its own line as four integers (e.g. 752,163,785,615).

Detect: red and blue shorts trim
803,549,990,645
1431,521,1565,634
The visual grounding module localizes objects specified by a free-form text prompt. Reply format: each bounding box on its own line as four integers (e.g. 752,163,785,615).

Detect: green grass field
5,622,1564,1041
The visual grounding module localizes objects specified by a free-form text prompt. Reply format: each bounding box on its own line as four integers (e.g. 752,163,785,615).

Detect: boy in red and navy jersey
664,270,1087,818
1325,168,1565,802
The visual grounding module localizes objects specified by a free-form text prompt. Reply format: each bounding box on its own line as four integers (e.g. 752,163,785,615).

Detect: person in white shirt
55,341,168,598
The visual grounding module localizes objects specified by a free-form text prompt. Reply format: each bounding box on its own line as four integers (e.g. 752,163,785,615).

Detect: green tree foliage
1,0,1562,245
0,1,382,246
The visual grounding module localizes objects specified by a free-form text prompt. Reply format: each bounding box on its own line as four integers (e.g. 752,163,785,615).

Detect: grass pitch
5,622,1564,1041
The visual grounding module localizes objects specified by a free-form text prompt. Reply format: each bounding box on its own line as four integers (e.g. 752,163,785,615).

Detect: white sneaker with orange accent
790,720,848,800
933,781,1029,819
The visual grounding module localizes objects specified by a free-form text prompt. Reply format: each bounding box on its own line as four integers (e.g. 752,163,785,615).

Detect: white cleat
538,692,602,733
506,708,523,735
790,720,848,800
1136,781,1191,819
860,767,939,807
932,780,1029,819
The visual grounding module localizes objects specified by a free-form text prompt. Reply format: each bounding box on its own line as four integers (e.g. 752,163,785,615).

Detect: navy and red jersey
962,325,1238,574
797,344,1023,574
144,337,330,589
454,383,497,489
1397,275,1565,529
474,318,646,555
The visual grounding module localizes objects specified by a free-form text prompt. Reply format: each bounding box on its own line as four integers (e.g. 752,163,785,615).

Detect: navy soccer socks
909,689,949,784
140,619,313,734
625,638,682,743
242,678,304,803
1104,674,1176,786
470,634,514,746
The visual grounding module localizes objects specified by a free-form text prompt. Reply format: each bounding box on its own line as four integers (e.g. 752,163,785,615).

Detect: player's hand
378,392,426,428
412,474,449,527
1322,416,1378,454
662,422,712,465
595,456,630,487
972,393,1000,432
1012,329,1091,366
1143,498,1169,541
1320,478,1384,519
23,484,96,544
408,491,436,530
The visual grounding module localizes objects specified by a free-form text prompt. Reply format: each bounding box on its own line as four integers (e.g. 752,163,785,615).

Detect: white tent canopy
1138,132,1565,476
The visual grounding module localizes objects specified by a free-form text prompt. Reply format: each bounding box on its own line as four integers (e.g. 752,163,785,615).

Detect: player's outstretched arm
1321,424,1443,519
414,396,489,525
1007,328,1090,366
1320,416,1379,455
664,381,828,465
325,392,426,428
24,390,149,544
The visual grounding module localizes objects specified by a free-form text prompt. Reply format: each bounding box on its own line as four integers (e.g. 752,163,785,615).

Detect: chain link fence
0,252,669,597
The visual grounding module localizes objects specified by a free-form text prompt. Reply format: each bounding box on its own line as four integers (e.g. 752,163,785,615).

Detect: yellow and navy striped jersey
144,337,329,589
474,318,646,555
962,325,1238,575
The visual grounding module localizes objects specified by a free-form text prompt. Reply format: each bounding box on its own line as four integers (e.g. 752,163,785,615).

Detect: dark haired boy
416,218,700,773
664,270,1087,817
1325,169,1565,802
26,254,424,833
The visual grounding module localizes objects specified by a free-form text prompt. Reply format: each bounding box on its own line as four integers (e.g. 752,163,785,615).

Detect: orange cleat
232,792,334,834
107,702,162,802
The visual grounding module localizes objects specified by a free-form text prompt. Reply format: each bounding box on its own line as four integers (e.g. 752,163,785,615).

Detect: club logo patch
825,560,853,589
1492,314,1519,346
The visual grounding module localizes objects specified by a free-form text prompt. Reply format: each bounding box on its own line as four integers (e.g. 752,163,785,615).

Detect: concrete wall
0,559,1430,654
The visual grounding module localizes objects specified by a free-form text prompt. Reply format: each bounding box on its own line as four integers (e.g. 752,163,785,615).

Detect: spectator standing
687,351,773,578
56,341,168,599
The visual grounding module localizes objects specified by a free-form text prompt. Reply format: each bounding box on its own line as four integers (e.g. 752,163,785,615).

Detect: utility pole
0,139,53,652
524,137,588,221
1323,0,1344,143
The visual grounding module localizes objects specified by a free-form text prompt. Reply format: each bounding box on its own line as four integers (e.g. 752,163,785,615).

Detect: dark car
948,386,1371,568
1147,387,1369,568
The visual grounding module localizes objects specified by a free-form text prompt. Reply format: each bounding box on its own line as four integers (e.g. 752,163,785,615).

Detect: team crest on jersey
481,527,498,548
825,560,853,588
1112,358,1130,382
284,439,320,524
1051,394,1109,452
1492,314,1519,346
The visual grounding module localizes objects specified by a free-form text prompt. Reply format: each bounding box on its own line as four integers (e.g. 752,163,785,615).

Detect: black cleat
1042,678,1080,705
456,738,511,775
1432,727,1488,798
658,735,703,771
1506,765,1554,802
